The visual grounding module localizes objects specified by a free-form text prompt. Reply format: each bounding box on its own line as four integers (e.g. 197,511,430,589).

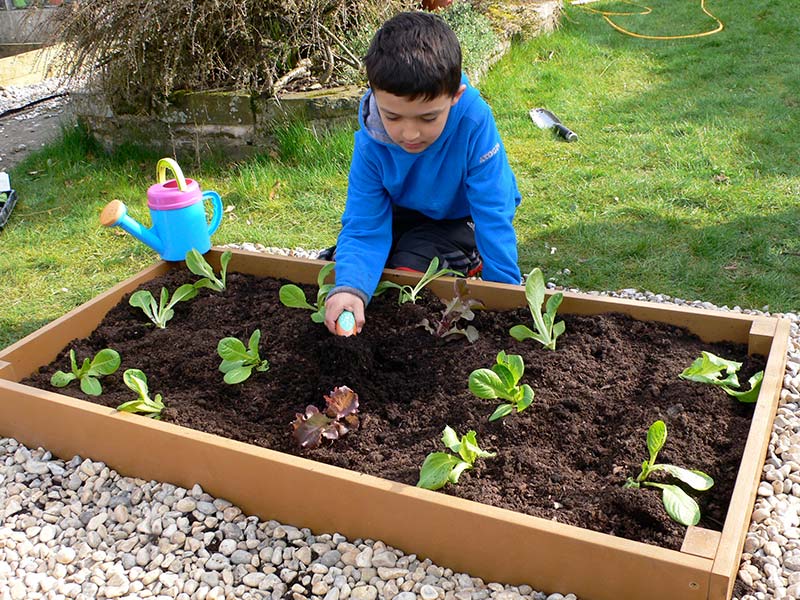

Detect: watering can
100,158,223,261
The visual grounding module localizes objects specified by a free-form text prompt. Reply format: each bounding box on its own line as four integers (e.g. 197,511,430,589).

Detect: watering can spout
100,200,164,255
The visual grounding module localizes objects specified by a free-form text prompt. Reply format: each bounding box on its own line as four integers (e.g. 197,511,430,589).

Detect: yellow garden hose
574,0,724,40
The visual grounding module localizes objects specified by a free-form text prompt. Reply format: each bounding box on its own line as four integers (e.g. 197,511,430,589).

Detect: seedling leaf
80,376,102,396
723,370,764,403
217,330,269,384
646,420,666,465
50,348,120,395
510,268,565,350
646,482,701,526
660,465,715,491
279,285,315,309
417,453,461,490
417,427,494,490
469,351,535,421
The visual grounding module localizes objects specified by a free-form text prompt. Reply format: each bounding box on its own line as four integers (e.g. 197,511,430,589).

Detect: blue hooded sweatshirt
331,76,522,304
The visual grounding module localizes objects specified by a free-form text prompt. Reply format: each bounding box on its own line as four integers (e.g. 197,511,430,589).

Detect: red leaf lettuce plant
420,279,485,343
292,386,359,449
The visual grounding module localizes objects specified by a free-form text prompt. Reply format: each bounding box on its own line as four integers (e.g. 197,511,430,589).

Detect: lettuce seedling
116,369,165,419
186,249,232,292
420,279,485,343
129,284,198,328
624,420,714,526
417,426,496,490
680,351,764,403
50,348,121,396
292,386,359,449
469,351,534,421
217,329,270,384
509,267,565,350
279,262,335,323
375,257,460,305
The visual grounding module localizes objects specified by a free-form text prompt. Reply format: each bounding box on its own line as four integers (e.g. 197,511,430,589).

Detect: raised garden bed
0,249,790,600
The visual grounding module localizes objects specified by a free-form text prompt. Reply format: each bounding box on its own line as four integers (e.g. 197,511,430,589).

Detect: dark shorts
319,207,482,277
387,207,482,276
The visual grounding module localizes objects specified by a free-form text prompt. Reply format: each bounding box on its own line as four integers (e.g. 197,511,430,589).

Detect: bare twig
318,23,362,69
272,58,312,96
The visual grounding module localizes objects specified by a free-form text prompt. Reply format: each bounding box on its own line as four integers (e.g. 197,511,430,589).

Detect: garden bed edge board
0,248,790,600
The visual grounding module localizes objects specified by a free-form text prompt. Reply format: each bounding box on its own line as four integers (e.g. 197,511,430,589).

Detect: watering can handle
157,158,188,191
203,191,223,236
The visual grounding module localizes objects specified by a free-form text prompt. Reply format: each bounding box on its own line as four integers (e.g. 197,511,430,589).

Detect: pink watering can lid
147,158,202,210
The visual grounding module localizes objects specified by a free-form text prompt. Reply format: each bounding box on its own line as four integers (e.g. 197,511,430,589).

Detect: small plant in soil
292,386,359,449
116,369,165,419
624,420,714,526
420,279,485,343
185,249,232,292
129,284,198,328
417,426,496,490
217,329,270,384
469,351,534,421
50,348,121,396
279,262,334,323
510,267,565,350
680,351,764,403
375,257,460,305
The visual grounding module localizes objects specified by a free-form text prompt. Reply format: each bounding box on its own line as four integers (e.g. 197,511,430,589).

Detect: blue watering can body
100,159,223,261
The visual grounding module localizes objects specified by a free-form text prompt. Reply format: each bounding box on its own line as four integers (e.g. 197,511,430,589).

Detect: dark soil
22,266,765,551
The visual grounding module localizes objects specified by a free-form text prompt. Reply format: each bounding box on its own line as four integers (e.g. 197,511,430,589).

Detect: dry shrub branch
53,0,413,114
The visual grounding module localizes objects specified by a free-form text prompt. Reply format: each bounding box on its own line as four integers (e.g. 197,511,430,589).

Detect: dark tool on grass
529,108,578,142
0,172,17,232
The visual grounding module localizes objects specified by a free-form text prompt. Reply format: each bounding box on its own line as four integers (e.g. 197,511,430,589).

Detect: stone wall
0,8,55,44
73,85,365,162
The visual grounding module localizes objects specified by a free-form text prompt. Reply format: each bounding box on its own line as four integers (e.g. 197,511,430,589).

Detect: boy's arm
465,116,522,285
329,143,393,303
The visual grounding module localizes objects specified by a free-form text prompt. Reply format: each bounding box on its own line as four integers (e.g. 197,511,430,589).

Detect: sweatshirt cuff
327,285,370,307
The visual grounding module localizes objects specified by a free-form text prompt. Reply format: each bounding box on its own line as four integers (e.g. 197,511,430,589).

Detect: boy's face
373,84,467,153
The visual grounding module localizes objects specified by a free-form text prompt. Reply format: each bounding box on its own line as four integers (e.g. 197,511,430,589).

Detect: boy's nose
402,127,420,142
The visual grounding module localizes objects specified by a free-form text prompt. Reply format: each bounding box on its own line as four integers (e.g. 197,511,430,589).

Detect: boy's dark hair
364,11,462,101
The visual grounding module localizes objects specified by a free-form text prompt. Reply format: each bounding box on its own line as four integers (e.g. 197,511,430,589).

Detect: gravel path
1,268,799,599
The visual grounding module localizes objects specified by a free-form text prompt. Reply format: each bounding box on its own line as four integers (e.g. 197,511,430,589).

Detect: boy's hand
324,293,366,335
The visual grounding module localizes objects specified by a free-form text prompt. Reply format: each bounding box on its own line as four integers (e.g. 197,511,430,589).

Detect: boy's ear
450,84,468,106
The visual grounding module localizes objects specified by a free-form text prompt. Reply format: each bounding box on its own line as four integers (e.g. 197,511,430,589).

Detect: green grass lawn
1,0,798,349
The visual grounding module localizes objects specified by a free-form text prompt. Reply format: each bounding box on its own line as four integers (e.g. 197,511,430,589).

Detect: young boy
323,11,522,335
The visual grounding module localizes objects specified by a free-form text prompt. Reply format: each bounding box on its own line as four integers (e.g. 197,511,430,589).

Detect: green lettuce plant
217,329,270,384
468,351,534,421
116,369,165,419
185,249,232,292
624,420,714,526
417,426,496,490
129,284,198,328
375,257,460,305
509,267,565,350
50,348,121,396
279,262,335,323
679,351,764,403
